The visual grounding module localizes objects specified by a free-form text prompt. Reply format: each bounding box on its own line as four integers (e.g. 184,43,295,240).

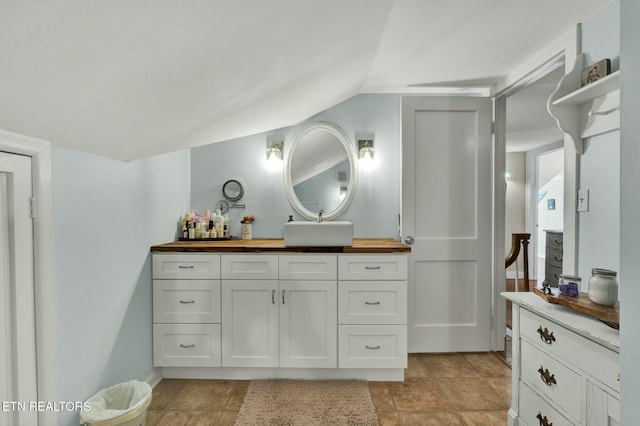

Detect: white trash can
80,380,152,426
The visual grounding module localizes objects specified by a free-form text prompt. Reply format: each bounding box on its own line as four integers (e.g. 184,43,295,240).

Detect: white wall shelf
548,53,620,154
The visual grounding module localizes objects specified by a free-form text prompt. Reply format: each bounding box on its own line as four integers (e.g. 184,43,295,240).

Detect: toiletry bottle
188,222,195,239
223,214,230,237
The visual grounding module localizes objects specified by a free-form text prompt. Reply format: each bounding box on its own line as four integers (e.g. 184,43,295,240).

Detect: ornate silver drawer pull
538,366,557,386
365,345,381,350
365,266,381,270
179,344,195,348
537,326,556,344
178,265,195,269
365,301,381,305
536,412,552,426
179,300,195,304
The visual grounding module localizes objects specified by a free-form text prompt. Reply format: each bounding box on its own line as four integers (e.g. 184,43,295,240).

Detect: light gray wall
191,94,402,239
578,0,620,292
52,146,190,426
620,0,640,422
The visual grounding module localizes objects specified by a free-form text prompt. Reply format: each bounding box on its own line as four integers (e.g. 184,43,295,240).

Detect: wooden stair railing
505,233,531,292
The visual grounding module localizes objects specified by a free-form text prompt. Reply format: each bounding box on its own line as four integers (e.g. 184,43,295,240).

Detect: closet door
402,96,493,352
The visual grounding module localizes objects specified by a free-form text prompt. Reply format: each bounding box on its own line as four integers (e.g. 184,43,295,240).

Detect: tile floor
147,352,511,426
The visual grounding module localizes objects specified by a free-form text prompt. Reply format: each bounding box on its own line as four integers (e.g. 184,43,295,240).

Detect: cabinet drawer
153,254,220,279
338,255,407,280
153,280,221,323
547,232,564,250
521,340,581,422
520,308,619,393
338,325,407,368
338,281,407,324
547,247,563,268
279,255,337,280
545,265,562,287
153,323,221,367
221,255,278,279
518,381,573,426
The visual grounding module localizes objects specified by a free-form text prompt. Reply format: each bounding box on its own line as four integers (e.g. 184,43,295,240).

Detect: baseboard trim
145,368,163,388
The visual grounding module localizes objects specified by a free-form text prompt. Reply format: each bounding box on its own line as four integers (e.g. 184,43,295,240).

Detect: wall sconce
266,139,283,161
266,139,283,171
358,139,374,162
339,185,348,200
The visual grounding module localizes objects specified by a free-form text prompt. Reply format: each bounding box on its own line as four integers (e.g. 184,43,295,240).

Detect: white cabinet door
221,280,279,367
279,281,337,368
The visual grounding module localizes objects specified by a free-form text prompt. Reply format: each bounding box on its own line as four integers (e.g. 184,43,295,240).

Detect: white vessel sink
283,221,354,247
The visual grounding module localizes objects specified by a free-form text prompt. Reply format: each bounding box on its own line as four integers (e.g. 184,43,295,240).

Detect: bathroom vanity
503,292,620,426
151,238,410,381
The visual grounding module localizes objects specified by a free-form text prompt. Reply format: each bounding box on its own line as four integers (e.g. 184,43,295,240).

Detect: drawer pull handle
365,345,381,350
538,366,557,386
365,266,381,270
536,412,553,426
179,300,195,304
282,289,286,304
178,265,195,269
365,301,381,305
537,326,556,344
554,239,563,246
272,289,276,304
553,256,562,262
179,344,195,349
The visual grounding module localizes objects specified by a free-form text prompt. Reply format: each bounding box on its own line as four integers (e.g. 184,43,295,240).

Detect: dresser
543,230,563,287
503,292,620,426
151,238,409,381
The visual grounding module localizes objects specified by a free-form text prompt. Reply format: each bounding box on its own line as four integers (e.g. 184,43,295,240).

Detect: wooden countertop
151,238,411,253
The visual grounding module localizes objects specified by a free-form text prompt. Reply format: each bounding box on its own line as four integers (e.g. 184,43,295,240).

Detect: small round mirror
222,179,244,201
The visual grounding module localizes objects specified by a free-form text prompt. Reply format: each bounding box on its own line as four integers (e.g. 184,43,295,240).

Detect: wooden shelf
533,288,619,328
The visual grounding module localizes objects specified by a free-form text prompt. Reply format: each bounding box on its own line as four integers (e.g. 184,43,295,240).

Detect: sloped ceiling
0,0,608,161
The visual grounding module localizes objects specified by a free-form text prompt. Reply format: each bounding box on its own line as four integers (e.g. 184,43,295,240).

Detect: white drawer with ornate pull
153,323,221,367
153,280,221,323
338,255,407,280
338,325,406,368
520,308,619,393
153,254,220,279
521,340,582,423
338,281,407,324
519,381,574,426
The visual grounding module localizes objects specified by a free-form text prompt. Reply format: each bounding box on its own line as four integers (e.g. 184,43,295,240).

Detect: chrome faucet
316,211,323,223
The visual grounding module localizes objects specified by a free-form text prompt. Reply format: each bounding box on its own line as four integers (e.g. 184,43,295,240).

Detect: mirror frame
284,121,358,221
222,179,244,201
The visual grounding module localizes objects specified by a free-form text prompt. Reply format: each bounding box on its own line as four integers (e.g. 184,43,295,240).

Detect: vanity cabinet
152,254,222,367
151,239,410,381
503,292,620,426
221,255,337,368
338,255,407,369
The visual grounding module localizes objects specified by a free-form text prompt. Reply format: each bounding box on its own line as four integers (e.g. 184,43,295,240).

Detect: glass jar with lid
588,268,618,306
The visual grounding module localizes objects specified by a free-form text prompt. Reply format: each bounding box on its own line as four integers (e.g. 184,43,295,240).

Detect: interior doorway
0,152,38,426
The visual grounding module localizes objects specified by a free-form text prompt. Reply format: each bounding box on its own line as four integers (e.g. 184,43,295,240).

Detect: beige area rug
235,380,378,426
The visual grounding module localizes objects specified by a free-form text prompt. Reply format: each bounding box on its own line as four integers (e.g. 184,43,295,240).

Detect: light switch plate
577,189,589,212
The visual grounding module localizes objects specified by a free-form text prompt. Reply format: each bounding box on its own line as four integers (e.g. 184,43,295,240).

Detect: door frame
0,129,56,426
492,52,567,350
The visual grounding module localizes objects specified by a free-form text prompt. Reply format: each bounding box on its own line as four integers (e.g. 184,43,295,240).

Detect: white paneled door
0,152,37,426
402,97,493,352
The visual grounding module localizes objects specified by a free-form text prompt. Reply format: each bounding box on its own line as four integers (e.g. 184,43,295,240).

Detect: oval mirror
284,122,358,221
222,179,244,201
